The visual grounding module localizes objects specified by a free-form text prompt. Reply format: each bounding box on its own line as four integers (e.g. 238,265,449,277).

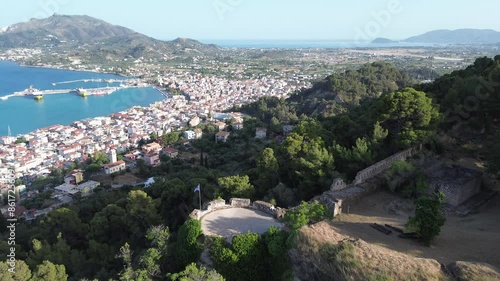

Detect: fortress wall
230,198,251,208
190,198,284,220
353,145,421,185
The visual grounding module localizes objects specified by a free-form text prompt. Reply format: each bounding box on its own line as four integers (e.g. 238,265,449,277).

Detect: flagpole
198,184,202,210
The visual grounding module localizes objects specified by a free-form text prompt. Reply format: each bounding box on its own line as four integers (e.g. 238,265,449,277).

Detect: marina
0,81,148,101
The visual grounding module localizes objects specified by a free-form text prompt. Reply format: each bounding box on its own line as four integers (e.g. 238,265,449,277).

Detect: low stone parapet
230,198,251,208
207,199,226,211
190,198,286,220
253,200,285,218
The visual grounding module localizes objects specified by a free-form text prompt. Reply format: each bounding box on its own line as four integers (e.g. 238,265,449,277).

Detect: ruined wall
429,166,483,207
190,198,285,220
316,146,424,217
330,178,347,191
190,199,228,220
207,199,226,211
353,145,421,185
230,198,251,208
252,201,286,218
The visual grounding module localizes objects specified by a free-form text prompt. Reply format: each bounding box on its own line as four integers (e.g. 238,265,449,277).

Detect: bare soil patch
332,190,500,268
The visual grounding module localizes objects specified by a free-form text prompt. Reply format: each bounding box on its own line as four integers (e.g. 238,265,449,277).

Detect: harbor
0,79,149,100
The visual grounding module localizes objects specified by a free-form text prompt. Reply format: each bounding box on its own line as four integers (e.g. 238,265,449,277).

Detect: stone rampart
230,198,251,208
190,198,284,220
252,200,286,218
353,145,421,185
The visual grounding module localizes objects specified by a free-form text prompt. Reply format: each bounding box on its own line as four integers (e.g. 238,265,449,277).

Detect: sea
0,61,165,137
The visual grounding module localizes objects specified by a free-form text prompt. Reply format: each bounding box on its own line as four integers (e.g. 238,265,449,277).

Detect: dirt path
331,191,500,268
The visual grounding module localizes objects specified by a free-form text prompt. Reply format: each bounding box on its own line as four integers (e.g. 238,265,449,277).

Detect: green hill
0,14,221,60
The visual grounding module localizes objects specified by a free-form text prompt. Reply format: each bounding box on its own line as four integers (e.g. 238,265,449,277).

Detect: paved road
201,208,283,242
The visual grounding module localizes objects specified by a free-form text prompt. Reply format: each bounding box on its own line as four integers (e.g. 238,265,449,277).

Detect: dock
0,85,146,100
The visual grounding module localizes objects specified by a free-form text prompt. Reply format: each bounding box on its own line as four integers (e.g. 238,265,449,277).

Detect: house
124,153,137,161
214,122,226,131
163,147,179,158
55,181,100,196
55,183,79,196
215,131,230,143
77,181,100,195
189,116,201,127
255,127,267,139
104,160,126,175
232,122,244,131
184,130,196,140
194,128,203,139
144,152,161,167
64,170,84,185
142,142,162,154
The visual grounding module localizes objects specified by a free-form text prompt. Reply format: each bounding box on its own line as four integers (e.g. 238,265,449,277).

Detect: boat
76,88,88,97
32,91,43,100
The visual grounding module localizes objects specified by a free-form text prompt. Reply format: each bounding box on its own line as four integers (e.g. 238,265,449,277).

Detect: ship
32,91,43,100
76,88,88,97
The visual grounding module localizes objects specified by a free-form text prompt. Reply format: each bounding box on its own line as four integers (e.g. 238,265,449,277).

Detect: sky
1,0,499,41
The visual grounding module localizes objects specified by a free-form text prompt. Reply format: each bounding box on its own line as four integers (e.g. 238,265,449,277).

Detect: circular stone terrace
201,208,284,241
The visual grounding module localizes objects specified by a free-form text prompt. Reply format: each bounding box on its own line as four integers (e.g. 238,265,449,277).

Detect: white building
104,160,126,175
184,130,196,140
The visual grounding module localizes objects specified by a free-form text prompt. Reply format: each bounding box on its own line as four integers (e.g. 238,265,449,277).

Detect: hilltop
0,14,221,59
404,29,500,44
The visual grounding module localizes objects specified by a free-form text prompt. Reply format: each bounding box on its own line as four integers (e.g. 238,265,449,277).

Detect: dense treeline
285,61,415,116
1,56,499,280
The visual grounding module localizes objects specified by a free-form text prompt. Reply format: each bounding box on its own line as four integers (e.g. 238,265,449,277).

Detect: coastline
0,61,169,137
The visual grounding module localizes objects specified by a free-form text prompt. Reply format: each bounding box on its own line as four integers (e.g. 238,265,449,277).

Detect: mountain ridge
0,14,221,59
370,29,500,45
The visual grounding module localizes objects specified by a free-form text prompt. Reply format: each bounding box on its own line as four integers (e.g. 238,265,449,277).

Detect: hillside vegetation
1,56,499,280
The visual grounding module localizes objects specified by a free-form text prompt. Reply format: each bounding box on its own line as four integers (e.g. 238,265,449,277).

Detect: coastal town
0,69,310,218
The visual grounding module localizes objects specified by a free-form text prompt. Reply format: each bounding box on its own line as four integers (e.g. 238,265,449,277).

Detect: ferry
76,88,88,97
32,92,43,100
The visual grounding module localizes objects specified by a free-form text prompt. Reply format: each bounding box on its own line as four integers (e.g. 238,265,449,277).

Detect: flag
194,185,200,193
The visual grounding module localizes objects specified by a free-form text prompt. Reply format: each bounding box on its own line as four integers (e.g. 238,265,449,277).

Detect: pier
0,85,148,100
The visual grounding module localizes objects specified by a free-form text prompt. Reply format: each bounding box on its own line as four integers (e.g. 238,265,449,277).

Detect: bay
0,61,165,136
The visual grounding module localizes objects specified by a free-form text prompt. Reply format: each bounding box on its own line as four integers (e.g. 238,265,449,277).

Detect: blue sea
0,61,165,136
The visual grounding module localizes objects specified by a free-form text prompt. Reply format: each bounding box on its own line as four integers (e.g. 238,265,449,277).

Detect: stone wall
207,199,226,211
330,178,347,191
189,198,285,220
189,199,228,220
230,198,251,208
353,145,421,185
253,201,286,218
316,146,424,218
429,165,483,207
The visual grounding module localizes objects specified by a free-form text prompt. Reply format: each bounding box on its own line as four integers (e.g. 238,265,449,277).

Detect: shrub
406,193,446,246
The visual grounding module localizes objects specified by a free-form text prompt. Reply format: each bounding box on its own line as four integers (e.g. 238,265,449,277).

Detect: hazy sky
1,0,499,41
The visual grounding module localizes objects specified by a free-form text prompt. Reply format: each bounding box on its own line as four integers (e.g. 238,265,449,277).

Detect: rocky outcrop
290,221,447,281
447,261,500,281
